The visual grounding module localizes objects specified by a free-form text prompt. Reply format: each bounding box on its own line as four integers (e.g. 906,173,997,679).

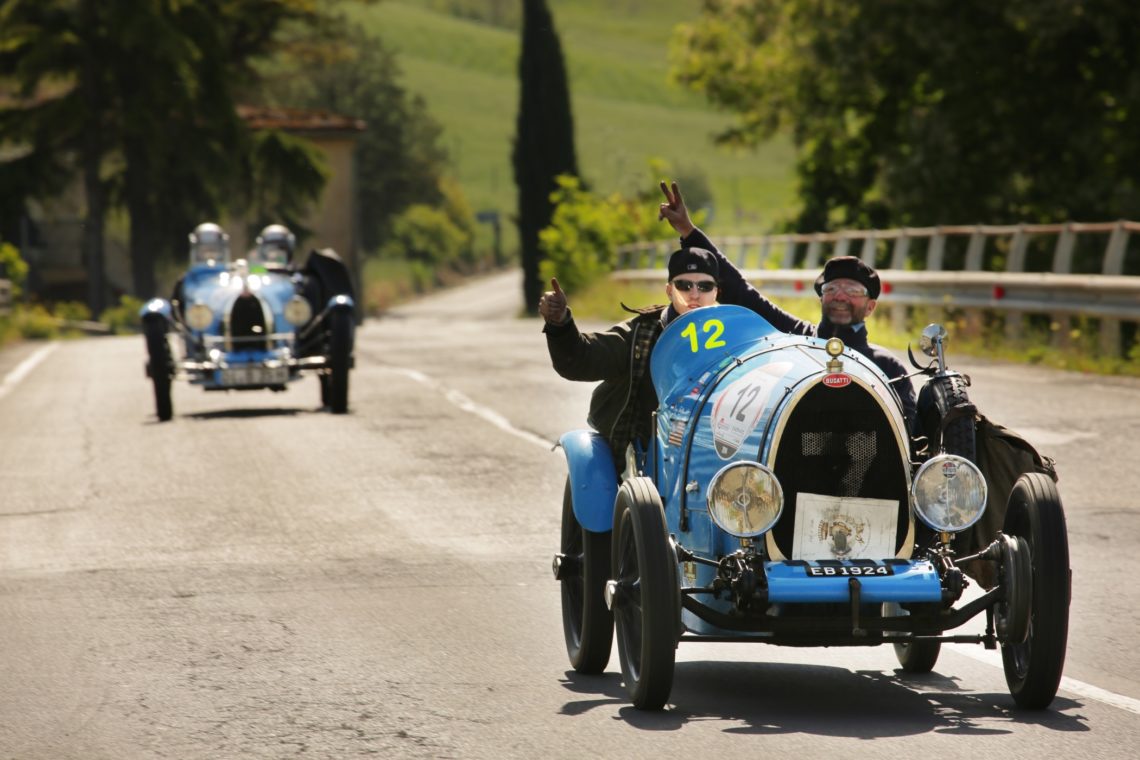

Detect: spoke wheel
1000,473,1070,709
327,310,353,413
611,477,678,710
559,477,613,673
143,320,173,422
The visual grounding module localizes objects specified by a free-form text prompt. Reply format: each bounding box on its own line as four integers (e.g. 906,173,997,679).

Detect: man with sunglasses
539,182,765,469
658,183,918,429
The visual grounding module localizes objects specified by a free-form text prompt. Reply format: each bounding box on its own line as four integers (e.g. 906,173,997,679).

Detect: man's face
820,277,876,325
666,275,718,314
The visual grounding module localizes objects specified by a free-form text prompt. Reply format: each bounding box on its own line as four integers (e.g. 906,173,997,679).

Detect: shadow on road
560,660,1090,736
180,406,314,421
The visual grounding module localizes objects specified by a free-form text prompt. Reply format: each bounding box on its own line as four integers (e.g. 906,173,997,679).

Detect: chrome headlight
186,302,214,331
283,295,313,326
911,454,987,532
706,461,784,538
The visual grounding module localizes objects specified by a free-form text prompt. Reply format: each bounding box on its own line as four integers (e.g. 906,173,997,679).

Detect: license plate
221,366,289,386
805,563,895,578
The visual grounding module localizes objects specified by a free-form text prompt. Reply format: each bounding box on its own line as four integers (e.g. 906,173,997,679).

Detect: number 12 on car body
680,318,726,353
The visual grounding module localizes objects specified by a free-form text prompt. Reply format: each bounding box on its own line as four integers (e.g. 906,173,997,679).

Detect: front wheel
327,309,353,413
143,319,173,422
883,602,941,673
611,477,679,710
1000,473,1070,709
558,477,613,673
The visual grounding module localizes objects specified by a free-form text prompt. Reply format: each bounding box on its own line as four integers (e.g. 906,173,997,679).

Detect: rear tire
143,320,173,422
327,310,352,413
559,478,613,673
1001,473,1070,709
611,477,678,710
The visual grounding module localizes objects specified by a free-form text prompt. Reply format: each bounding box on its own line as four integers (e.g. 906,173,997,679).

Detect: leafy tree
258,25,453,254
671,0,1140,232
0,0,334,304
512,0,579,313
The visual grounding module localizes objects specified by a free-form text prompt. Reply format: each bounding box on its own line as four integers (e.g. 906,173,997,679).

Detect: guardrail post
781,237,797,269
758,237,772,268
964,226,985,271
926,229,945,271
804,235,823,270
1051,223,1078,351
1100,221,1131,356
1004,225,1030,341
859,231,877,266
835,235,850,259
888,232,910,333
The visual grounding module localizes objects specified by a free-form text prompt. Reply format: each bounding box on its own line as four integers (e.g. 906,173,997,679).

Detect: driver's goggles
672,279,717,293
821,282,869,297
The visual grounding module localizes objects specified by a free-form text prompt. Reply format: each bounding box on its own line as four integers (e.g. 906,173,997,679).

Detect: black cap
813,256,880,299
668,247,719,281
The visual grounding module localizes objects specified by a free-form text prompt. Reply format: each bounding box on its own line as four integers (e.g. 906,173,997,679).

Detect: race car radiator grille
227,294,271,351
769,382,910,557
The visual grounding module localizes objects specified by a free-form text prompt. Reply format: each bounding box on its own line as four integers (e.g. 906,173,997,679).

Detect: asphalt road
2,270,1139,758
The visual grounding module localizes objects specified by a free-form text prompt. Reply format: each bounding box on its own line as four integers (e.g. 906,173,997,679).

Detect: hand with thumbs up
539,277,569,325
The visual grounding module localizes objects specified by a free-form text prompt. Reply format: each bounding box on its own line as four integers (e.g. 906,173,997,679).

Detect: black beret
668,246,719,281
813,256,881,299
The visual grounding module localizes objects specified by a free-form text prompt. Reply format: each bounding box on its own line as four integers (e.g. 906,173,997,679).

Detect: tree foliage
671,0,1140,231
0,0,337,302
512,0,579,313
258,24,453,254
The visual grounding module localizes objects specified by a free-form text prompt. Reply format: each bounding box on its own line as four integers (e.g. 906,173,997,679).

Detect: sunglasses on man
672,279,717,293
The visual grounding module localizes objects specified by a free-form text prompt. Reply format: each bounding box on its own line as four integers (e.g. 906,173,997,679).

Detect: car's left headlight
706,461,784,538
283,295,313,326
186,302,214,331
911,454,987,532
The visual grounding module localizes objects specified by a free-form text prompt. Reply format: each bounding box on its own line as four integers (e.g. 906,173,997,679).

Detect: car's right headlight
186,302,214,331
283,295,313,326
911,454,987,532
706,461,784,538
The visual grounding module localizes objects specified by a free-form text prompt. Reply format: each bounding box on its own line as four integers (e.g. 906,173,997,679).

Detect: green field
349,1,798,249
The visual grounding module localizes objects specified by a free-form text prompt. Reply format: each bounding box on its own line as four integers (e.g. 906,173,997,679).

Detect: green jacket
544,304,667,465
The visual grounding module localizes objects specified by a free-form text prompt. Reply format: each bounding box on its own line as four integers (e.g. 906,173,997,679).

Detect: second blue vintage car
141,223,356,421
553,304,1068,711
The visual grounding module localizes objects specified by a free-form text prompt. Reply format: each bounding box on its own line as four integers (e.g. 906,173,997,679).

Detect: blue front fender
559,430,618,534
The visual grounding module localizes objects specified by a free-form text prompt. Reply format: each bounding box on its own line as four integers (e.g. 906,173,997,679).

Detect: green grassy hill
349,0,798,249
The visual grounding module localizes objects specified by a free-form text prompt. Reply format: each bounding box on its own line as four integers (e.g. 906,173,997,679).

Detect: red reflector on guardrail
993,285,1006,299
882,282,892,295
794,281,804,291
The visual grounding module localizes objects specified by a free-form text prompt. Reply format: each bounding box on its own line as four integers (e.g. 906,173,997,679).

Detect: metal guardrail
614,221,1140,356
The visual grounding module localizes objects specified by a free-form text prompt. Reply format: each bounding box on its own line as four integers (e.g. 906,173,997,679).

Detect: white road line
949,643,1140,715
390,366,556,451
0,343,59,401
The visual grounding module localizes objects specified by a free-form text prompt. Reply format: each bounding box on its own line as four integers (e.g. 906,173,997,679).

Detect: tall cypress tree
512,0,578,314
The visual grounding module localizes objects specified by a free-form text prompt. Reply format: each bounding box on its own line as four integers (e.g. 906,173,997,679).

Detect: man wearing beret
539,182,762,467
658,184,918,428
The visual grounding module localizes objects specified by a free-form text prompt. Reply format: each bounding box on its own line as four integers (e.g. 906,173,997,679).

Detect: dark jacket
544,304,668,465
682,227,918,427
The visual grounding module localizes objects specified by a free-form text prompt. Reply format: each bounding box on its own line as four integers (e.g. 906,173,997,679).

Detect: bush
380,204,471,267
538,175,659,295
99,295,145,334
0,240,29,298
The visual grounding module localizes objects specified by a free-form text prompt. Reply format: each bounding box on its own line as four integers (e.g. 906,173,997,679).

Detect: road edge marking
389,366,555,451
0,343,59,401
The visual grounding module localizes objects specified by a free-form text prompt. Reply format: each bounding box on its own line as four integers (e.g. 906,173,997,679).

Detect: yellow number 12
680,319,726,353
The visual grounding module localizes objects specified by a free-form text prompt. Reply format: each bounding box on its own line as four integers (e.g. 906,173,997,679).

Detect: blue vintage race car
554,305,1069,711
140,225,356,421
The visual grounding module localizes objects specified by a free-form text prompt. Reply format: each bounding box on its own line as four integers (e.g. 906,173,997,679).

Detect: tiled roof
236,104,365,132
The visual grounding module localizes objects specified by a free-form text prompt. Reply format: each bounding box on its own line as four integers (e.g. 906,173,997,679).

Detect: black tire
611,477,678,710
938,375,976,462
1001,473,1070,709
883,602,941,673
143,319,173,422
559,477,613,673
327,309,352,414
319,374,332,408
